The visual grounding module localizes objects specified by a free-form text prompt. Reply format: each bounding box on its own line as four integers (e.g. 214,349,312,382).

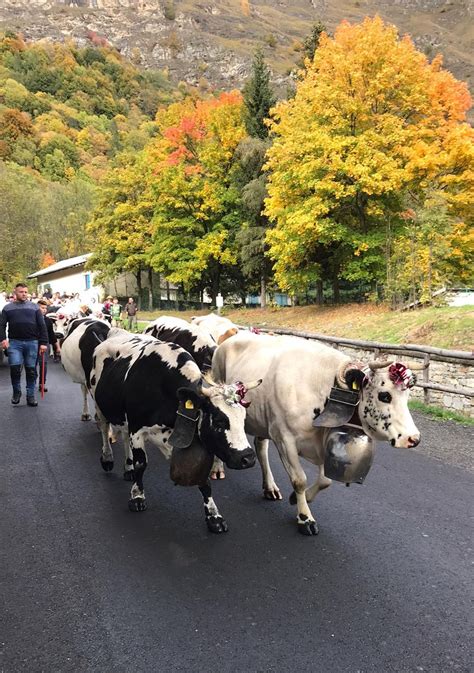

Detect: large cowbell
313,387,360,428
324,425,375,485
169,398,213,487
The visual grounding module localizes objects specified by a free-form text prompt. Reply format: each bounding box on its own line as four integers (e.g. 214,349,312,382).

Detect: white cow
212,331,422,535
190,313,239,344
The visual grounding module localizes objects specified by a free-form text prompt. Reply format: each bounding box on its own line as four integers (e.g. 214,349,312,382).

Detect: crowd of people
0,284,139,406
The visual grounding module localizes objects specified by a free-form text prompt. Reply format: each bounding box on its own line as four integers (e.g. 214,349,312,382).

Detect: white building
27,253,178,303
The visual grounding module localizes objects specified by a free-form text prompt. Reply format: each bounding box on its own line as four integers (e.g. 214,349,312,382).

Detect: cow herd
59,313,423,536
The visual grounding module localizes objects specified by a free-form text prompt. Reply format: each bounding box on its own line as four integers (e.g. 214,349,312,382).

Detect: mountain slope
1,0,472,94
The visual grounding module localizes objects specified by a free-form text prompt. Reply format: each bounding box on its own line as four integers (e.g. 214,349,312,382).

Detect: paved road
1,362,473,673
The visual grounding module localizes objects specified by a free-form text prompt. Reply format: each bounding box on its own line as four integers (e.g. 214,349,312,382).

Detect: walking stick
41,350,45,400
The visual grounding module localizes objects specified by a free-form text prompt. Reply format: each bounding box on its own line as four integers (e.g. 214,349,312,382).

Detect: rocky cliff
1,0,472,93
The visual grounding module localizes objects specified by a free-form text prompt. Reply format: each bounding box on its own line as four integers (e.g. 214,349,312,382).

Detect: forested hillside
0,32,180,284
1,18,473,309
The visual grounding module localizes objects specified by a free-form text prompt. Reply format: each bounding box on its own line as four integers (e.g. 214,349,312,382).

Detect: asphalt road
1,361,473,673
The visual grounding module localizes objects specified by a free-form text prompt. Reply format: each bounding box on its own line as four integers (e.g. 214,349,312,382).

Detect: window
84,273,91,290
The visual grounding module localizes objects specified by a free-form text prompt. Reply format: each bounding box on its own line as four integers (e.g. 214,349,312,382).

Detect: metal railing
248,326,474,404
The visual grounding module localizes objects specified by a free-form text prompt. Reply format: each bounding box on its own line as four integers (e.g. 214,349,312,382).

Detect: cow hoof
128,498,147,512
81,414,91,421
297,520,319,536
123,469,135,482
206,516,229,534
264,487,282,501
100,457,114,472
210,469,226,480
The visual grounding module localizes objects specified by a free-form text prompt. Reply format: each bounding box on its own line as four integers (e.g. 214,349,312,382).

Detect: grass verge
409,399,474,425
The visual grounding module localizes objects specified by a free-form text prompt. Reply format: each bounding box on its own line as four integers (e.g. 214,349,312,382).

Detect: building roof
28,253,92,279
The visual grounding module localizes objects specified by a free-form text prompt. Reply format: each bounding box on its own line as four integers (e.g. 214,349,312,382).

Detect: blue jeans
8,339,39,396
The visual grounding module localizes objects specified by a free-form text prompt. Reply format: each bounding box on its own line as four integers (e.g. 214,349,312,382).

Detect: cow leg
290,464,332,504
274,435,318,536
96,407,114,472
120,427,135,482
210,457,226,480
128,434,147,512
80,383,91,421
255,437,282,501
198,480,228,534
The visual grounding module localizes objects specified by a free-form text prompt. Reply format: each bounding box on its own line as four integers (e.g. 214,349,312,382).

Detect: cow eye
378,392,392,403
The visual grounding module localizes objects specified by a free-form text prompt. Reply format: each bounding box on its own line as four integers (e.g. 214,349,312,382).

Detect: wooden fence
250,326,474,404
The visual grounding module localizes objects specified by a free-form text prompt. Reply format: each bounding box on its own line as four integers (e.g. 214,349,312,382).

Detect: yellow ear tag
185,400,194,409
352,381,359,391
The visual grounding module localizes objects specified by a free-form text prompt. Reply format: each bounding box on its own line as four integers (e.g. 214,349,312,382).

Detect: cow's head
171,377,262,469
53,311,77,338
344,361,422,449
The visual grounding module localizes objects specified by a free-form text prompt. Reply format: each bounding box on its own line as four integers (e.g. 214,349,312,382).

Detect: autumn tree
264,16,473,300
147,92,247,304
86,151,155,309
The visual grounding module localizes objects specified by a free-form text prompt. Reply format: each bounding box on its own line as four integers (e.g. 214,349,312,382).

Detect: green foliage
242,49,275,140
0,162,95,286
302,21,326,65
408,400,474,426
0,31,183,288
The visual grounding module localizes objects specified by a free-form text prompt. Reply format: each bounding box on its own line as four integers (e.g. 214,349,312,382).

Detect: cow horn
243,378,263,391
403,360,429,370
368,360,392,370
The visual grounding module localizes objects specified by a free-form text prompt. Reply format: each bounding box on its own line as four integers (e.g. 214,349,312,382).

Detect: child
110,297,122,327
37,299,61,393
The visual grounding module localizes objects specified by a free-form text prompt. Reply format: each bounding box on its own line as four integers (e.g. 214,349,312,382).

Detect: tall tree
242,49,276,140
264,16,473,298
147,92,246,304
86,151,155,308
238,50,276,306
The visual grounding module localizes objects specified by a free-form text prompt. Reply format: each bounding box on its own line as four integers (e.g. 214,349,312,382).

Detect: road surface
1,361,472,673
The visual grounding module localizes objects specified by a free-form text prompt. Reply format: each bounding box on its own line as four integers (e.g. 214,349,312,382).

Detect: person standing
124,297,138,332
0,283,48,406
36,299,61,393
110,297,123,327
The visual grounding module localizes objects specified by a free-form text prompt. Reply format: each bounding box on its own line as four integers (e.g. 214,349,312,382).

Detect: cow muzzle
391,433,421,449
224,447,256,470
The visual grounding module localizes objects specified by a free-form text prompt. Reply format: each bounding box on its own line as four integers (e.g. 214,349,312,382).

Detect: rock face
1,0,472,93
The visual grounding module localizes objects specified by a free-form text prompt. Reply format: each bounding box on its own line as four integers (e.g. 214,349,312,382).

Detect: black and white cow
89,331,261,533
60,317,111,422
212,332,422,536
144,316,217,372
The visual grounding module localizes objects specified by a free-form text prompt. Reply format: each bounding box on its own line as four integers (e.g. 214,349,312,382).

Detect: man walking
124,297,138,332
0,283,48,407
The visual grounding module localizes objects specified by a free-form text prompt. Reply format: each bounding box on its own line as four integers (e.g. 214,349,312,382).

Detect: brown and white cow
190,313,239,345
212,331,422,536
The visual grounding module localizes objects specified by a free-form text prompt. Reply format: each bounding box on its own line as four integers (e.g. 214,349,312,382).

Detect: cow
88,331,262,533
60,317,111,422
190,313,239,345
144,316,217,372
212,331,422,536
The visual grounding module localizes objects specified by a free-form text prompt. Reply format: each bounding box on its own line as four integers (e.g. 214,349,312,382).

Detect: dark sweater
0,301,48,346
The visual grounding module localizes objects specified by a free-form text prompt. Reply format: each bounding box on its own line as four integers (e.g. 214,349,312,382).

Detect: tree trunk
166,280,170,302
316,279,323,305
332,275,340,303
147,268,153,312
260,275,266,308
136,268,142,310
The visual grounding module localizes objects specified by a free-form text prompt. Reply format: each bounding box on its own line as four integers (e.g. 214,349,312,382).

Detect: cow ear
217,328,238,345
170,388,202,450
176,387,204,408
344,368,366,391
